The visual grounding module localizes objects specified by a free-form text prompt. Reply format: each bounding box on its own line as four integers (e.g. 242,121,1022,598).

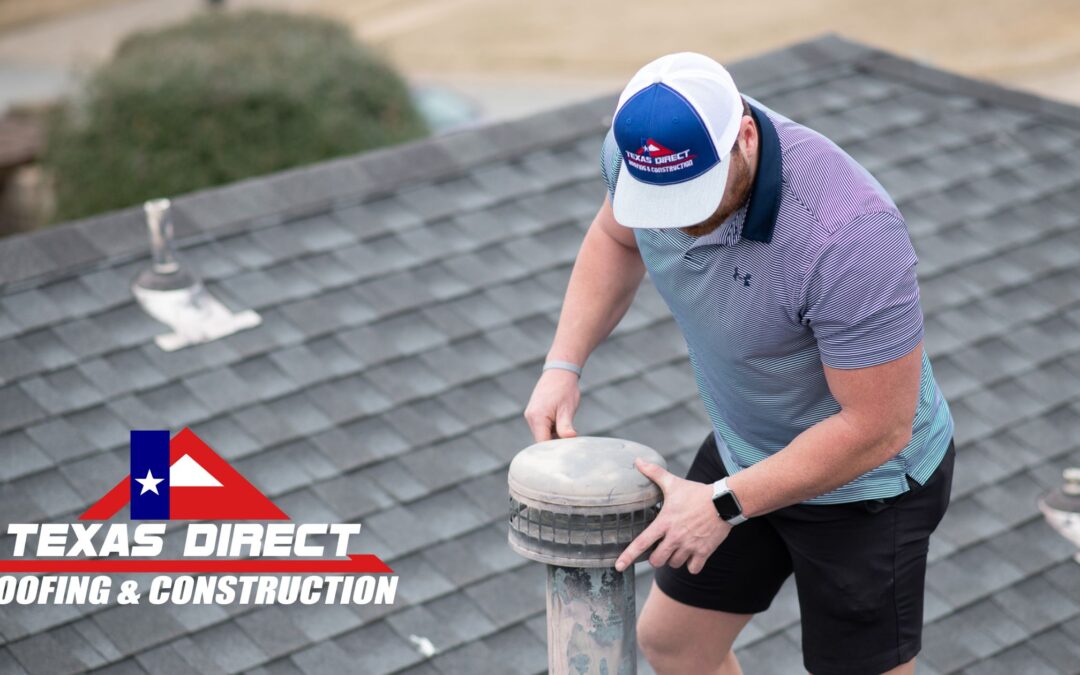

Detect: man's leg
637,581,752,674
641,432,793,673
779,442,954,675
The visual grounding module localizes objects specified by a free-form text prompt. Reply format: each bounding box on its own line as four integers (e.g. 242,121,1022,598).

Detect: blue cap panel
613,83,720,186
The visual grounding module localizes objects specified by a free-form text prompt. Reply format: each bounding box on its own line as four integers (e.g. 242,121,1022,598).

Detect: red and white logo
625,138,697,173
636,139,676,157
0,428,396,607
80,428,287,521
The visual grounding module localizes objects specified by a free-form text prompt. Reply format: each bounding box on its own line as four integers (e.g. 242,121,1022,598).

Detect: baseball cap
611,52,744,229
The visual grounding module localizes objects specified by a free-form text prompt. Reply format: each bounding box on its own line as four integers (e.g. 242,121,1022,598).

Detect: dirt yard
3,0,1078,111
315,0,1080,105
0,0,123,31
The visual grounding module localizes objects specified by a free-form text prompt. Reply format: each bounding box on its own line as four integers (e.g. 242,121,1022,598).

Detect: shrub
44,10,428,222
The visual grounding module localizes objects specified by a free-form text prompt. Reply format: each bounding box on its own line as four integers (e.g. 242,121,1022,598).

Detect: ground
1,0,1079,119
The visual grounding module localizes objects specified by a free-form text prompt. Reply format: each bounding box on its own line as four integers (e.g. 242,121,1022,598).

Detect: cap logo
625,138,697,174
613,83,719,187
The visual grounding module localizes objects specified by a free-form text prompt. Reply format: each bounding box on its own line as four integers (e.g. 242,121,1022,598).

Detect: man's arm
545,194,643,367
615,342,922,573
726,340,922,516
524,195,645,441
726,212,925,514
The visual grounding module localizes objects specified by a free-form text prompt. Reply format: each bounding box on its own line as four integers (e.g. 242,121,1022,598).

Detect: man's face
679,133,754,238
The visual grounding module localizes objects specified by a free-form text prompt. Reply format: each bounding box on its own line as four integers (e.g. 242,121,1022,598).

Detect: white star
135,469,164,495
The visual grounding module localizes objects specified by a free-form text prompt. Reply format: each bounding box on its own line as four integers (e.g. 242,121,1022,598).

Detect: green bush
44,10,428,222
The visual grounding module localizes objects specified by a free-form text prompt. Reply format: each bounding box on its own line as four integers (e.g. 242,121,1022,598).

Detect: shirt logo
733,266,752,286
624,138,697,175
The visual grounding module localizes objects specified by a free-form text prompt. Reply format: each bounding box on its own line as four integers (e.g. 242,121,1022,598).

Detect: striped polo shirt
600,99,954,504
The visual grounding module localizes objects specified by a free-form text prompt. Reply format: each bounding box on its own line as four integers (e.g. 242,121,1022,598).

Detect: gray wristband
543,360,583,377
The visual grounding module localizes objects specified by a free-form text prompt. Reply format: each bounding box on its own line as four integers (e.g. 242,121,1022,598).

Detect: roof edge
0,33,876,291
725,33,876,88
5,33,1078,290
0,96,618,291
855,48,1080,130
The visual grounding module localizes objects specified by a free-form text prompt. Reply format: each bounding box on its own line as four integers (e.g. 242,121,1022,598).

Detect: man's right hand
523,368,581,441
522,196,643,442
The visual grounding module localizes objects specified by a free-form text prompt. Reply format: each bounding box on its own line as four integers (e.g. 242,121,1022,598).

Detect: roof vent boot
133,198,261,351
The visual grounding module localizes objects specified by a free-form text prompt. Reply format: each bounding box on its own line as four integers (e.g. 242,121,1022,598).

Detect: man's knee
637,607,683,662
638,611,739,673
636,585,751,669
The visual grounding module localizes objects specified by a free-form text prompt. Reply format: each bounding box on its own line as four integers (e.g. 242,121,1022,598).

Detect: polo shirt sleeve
599,126,621,202
801,211,924,369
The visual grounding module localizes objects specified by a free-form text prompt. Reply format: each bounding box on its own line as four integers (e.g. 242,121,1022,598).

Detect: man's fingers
648,537,677,568
687,553,708,575
524,412,553,442
554,406,577,439
615,520,665,572
634,459,674,492
668,548,691,569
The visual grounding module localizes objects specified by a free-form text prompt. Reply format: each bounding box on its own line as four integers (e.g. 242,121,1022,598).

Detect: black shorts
654,433,954,675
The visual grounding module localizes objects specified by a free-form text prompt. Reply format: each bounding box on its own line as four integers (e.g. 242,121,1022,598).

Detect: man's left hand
615,459,731,574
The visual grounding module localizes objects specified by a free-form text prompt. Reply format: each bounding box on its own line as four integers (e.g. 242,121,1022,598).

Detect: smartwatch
712,478,747,525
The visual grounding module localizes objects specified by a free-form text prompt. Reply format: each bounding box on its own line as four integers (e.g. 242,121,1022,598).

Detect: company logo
733,266,752,286
636,138,675,158
614,83,720,186
624,137,698,175
83,428,287,521
1,429,396,608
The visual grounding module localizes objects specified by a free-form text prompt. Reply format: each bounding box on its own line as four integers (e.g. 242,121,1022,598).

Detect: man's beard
680,150,752,238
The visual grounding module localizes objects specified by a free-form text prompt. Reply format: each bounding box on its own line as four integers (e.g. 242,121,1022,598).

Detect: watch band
712,477,747,525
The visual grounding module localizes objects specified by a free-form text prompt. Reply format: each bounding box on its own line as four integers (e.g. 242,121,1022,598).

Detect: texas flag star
135,469,164,496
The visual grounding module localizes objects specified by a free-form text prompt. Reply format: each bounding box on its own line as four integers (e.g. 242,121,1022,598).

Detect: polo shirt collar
741,102,782,244
679,102,781,250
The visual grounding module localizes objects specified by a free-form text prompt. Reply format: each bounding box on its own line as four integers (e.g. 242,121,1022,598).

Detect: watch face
713,492,740,520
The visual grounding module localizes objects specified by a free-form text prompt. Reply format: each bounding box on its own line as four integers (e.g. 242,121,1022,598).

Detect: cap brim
612,153,731,229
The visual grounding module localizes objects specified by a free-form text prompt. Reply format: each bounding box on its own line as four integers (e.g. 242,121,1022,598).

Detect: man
524,52,955,675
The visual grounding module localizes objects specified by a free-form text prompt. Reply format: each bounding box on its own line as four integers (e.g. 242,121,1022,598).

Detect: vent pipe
507,436,665,674
146,198,178,275
132,199,261,351
136,199,195,290
1039,467,1080,563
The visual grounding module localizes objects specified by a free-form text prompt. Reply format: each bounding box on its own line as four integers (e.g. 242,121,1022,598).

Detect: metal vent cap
508,436,665,567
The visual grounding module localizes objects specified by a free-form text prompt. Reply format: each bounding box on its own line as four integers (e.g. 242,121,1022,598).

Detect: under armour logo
733,266,751,286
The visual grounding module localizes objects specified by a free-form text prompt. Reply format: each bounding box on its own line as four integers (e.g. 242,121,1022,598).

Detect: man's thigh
772,442,955,675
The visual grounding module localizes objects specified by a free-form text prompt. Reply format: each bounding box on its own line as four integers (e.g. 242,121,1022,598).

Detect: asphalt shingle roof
1,34,1079,674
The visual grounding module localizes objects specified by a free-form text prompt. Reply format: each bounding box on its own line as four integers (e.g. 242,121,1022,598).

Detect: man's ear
737,115,758,154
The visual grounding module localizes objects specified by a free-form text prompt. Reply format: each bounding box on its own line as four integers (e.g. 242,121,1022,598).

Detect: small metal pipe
143,199,179,275
1062,468,1080,496
1038,467,1080,561
547,565,637,675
